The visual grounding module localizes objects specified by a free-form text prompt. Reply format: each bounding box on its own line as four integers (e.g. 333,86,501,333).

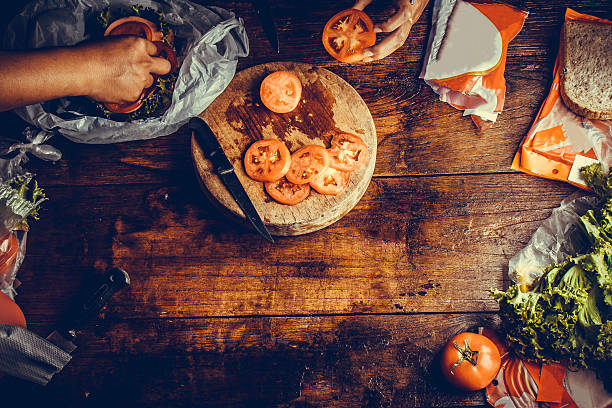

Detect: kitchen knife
46,267,130,353
252,0,280,53
189,117,275,243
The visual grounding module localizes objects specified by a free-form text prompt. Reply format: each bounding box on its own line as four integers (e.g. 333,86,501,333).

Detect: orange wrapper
512,9,612,189
480,328,612,408
421,0,527,130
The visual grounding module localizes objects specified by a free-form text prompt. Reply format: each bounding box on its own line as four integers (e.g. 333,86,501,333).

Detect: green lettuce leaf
493,163,612,387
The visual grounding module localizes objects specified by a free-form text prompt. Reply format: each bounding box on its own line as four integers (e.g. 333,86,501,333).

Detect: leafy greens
0,176,46,231
492,163,612,389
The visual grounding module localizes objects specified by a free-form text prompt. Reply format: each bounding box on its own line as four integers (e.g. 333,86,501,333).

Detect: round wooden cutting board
191,61,377,236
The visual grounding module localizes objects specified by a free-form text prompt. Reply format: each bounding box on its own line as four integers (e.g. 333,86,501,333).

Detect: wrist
66,44,101,98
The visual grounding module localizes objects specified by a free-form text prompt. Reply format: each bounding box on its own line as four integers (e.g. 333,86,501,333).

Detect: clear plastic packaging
508,192,599,286
0,128,54,298
512,9,612,189
420,0,527,130
3,0,249,144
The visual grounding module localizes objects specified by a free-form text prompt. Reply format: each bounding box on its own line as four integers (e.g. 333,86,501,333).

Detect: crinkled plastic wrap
508,193,599,286
0,128,57,298
511,9,612,189
3,0,249,144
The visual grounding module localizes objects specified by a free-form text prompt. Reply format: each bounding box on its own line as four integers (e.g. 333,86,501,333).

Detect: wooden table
0,1,608,406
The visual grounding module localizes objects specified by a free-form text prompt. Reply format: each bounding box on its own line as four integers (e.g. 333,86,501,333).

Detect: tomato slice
244,139,291,182
104,16,163,42
265,178,310,205
104,99,144,114
286,145,330,185
310,167,351,195
328,131,369,171
260,71,302,114
322,9,376,63
0,234,19,285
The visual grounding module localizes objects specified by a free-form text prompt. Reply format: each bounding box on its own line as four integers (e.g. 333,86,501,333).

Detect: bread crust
560,84,612,120
559,21,612,120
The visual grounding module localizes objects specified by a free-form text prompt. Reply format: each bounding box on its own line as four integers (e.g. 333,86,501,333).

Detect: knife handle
59,268,130,340
189,117,234,175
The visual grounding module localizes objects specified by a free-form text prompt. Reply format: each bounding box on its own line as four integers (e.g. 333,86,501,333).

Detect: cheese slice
423,0,503,80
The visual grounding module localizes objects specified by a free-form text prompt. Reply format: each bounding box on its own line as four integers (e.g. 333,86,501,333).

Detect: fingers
362,22,412,62
374,6,414,33
144,39,158,56
352,0,373,11
149,56,172,75
144,73,155,89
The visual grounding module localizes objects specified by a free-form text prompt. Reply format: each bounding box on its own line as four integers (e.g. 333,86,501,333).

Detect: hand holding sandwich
353,0,430,62
0,36,171,112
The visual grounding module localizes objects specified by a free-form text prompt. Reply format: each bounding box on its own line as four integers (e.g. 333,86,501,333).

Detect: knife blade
189,117,274,243
252,0,280,53
46,268,130,353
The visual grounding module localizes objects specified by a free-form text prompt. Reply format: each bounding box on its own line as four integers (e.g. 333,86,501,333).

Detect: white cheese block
423,0,503,81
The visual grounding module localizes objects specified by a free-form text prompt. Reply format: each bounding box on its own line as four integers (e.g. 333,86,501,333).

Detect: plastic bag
420,0,527,130
512,9,612,189
3,0,249,144
0,128,55,298
508,192,599,286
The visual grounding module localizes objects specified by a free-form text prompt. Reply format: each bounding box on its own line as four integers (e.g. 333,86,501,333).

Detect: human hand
353,0,430,62
78,36,172,104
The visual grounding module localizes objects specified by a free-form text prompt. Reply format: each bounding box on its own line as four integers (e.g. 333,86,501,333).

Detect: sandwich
96,5,179,120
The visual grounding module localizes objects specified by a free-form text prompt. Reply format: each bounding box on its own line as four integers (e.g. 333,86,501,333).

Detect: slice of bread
559,20,612,120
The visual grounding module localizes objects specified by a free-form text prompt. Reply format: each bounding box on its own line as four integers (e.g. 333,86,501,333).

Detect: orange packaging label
512,9,612,189
421,0,527,130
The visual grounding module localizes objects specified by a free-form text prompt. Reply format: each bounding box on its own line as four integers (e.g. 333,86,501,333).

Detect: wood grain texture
193,61,377,235
10,173,574,322
0,1,608,407
6,314,498,408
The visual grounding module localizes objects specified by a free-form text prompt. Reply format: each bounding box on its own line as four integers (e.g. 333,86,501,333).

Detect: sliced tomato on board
260,71,302,113
322,9,376,63
328,131,369,171
310,167,351,195
104,16,163,41
286,145,330,185
244,139,291,182
265,178,310,205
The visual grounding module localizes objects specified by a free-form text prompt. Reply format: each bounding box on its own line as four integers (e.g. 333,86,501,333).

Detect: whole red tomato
440,332,501,390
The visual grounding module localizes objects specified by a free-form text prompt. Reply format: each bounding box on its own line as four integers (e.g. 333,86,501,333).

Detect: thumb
353,0,373,11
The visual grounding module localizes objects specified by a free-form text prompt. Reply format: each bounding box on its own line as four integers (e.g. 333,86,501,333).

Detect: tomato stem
450,339,479,374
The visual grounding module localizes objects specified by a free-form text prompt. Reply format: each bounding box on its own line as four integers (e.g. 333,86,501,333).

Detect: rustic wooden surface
194,61,377,235
0,0,609,407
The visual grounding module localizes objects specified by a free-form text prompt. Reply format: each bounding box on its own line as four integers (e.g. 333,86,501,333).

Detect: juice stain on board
224,67,341,153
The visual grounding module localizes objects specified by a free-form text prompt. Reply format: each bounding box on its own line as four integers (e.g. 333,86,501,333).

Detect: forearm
0,48,89,111
0,37,171,111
